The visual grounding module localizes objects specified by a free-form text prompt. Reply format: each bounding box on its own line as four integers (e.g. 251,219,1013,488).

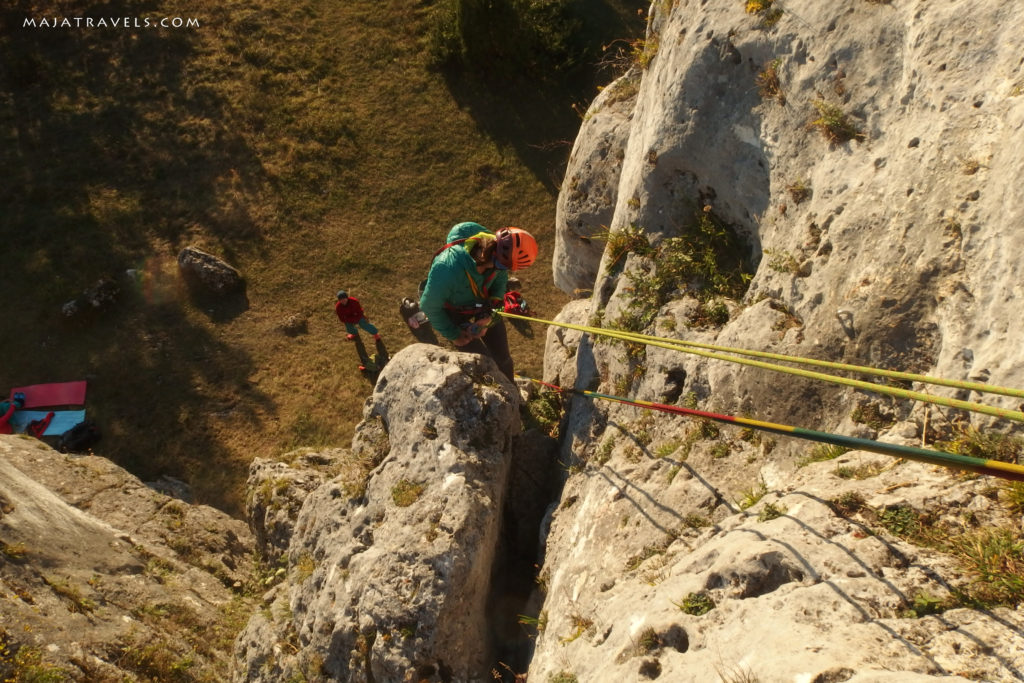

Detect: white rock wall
537,0,1024,679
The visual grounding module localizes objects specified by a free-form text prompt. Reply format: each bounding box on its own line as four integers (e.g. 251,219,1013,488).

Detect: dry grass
1,0,647,514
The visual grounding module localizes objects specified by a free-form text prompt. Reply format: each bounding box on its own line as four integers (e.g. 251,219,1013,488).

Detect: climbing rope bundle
498,311,1024,482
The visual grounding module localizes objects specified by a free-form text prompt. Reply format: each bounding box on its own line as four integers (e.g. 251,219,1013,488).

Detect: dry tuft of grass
810,100,866,144
756,59,785,103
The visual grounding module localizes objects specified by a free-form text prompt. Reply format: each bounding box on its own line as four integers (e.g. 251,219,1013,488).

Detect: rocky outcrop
246,448,348,563
535,0,1024,680
234,344,522,682
529,450,1024,681
552,70,638,295
0,435,255,681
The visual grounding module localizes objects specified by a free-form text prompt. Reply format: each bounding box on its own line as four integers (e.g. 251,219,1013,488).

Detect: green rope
526,377,1024,482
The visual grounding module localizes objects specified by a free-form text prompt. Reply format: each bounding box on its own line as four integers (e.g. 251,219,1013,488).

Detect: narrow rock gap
486,428,562,680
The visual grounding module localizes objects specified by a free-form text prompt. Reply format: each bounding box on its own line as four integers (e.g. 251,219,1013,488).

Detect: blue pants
345,318,378,335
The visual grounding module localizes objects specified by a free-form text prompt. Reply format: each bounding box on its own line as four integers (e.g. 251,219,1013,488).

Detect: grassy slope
0,0,646,514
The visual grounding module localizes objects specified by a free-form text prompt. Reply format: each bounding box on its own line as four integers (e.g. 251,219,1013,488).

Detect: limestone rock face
233,344,521,682
535,0,1024,680
552,71,638,295
0,435,255,681
246,449,348,562
529,453,1024,682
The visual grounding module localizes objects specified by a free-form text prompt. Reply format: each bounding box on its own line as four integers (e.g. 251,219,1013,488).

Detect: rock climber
419,221,537,381
334,290,382,343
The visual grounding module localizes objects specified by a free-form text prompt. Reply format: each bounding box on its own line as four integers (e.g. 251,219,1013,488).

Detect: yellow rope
499,311,1024,423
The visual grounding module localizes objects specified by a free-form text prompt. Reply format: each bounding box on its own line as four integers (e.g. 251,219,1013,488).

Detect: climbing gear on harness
503,291,529,315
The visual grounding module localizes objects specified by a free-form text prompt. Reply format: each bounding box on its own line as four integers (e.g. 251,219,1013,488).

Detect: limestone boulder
246,449,348,563
552,69,638,295
178,246,245,295
0,435,255,681
233,344,521,682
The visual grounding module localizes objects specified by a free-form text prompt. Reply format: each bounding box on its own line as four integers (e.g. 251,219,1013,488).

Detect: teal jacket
420,222,509,341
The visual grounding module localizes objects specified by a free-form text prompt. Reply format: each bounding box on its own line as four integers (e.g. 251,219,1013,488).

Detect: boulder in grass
61,277,121,319
177,246,244,295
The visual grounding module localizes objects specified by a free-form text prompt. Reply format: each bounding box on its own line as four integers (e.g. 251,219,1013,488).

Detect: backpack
59,420,101,453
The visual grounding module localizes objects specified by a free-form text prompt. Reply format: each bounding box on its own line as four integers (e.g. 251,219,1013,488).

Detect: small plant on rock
786,179,811,203
901,592,946,618
937,424,1024,464
517,610,548,633
549,672,578,683
757,501,788,522
756,59,784,103
687,300,730,328
851,401,895,431
636,626,661,654
737,478,768,510
835,462,886,480
675,591,715,615
764,248,801,275
561,614,594,643
745,0,783,26
877,505,922,538
598,223,653,270
798,443,850,467
391,479,425,507
830,491,867,516
682,513,710,529
1004,482,1024,514
810,100,865,143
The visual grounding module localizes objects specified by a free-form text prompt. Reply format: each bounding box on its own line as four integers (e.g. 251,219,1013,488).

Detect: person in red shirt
334,290,381,342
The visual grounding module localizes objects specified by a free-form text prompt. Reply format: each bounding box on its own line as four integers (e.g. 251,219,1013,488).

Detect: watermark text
24,16,200,29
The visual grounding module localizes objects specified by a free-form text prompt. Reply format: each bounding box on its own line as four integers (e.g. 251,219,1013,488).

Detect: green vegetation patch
675,591,715,615
392,479,426,507
938,425,1024,464
810,100,865,144
798,443,851,468
609,208,754,336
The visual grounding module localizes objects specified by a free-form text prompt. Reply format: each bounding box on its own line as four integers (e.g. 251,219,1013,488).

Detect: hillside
0,0,644,513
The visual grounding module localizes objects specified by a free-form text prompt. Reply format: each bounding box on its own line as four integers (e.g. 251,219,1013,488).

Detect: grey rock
178,246,245,295
234,344,521,682
0,436,255,681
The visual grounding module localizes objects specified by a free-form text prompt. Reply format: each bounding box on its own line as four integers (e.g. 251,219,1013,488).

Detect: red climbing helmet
494,227,538,271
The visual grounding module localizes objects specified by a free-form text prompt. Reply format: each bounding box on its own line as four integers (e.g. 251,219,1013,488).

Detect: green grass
797,443,850,468
674,591,715,615
937,424,1024,464
736,478,768,510
832,499,1024,609
0,0,647,514
608,207,754,340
